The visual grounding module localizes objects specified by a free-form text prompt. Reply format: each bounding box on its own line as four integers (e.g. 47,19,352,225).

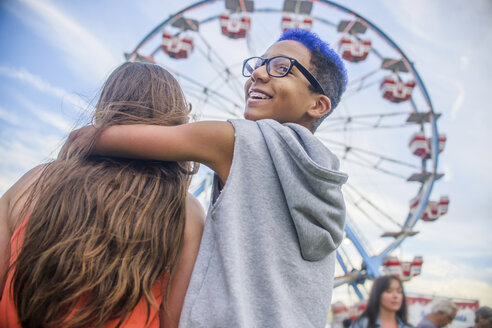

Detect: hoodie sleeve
257,120,348,261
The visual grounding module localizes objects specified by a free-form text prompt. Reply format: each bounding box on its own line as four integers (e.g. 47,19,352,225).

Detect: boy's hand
58,125,99,159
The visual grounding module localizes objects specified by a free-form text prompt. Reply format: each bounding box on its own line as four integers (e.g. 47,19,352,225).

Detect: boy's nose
251,63,270,82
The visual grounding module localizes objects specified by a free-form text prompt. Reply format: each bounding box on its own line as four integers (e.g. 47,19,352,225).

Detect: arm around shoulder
159,193,206,328
95,121,235,182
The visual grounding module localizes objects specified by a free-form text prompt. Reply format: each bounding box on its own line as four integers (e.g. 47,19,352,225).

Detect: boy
84,28,348,327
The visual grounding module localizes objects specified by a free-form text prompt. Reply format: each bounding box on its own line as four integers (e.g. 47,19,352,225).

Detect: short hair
475,306,492,323
277,28,348,130
431,299,458,316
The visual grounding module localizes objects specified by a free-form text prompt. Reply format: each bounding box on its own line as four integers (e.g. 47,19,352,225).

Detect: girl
351,275,412,328
0,62,205,328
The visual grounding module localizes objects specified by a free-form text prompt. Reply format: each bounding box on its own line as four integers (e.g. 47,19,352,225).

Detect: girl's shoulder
351,316,369,328
1,164,47,233
397,316,413,328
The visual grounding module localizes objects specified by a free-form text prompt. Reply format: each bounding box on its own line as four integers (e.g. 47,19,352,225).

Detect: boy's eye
271,63,290,75
278,65,289,73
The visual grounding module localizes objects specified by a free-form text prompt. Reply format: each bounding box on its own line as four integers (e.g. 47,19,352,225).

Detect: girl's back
0,62,205,328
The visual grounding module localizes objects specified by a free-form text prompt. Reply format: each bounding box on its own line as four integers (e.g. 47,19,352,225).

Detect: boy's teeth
250,91,271,99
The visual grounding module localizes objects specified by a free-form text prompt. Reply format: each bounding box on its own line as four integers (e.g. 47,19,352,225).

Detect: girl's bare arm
159,193,206,328
0,165,44,298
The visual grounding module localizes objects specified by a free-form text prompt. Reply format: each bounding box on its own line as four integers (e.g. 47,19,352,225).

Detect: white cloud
379,0,437,43
405,277,492,305
0,130,63,195
0,65,91,112
332,258,492,307
15,95,74,133
7,0,119,80
0,66,90,195
419,258,492,282
460,55,470,70
0,105,21,125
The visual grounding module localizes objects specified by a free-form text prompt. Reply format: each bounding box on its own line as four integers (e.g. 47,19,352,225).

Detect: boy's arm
93,121,235,183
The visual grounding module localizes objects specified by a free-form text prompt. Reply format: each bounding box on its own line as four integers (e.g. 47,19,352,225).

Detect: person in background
472,306,492,328
416,299,458,328
0,62,205,328
351,275,412,328
344,318,354,328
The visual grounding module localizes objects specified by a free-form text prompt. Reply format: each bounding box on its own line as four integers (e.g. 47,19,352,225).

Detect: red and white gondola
162,33,194,59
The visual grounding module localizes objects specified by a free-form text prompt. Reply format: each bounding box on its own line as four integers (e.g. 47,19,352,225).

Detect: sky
0,0,491,311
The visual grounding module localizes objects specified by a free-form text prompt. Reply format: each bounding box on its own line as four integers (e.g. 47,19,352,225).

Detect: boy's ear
308,94,332,119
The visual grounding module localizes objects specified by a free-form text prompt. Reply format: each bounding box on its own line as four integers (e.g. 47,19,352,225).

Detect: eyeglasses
242,55,326,95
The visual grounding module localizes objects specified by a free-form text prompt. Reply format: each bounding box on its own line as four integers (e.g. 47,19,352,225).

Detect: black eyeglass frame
242,55,326,96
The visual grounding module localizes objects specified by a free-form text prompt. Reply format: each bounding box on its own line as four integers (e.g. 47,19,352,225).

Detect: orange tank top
0,217,168,328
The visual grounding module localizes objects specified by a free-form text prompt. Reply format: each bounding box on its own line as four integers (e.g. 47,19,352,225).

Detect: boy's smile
243,40,320,129
247,88,272,103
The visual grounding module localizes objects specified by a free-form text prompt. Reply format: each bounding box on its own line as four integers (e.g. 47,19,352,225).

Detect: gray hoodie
179,119,348,328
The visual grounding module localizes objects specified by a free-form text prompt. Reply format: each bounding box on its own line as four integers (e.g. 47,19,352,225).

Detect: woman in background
351,275,413,328
0,62,205,328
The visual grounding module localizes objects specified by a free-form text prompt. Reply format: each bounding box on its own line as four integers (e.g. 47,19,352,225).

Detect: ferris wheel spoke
346,217,375,256
195,32,246,98
185,86,235,116
326,123,414,132
336,155,409,180
161,64,243,116
322,110,412,128
331,110,411,120
408,95,420,115
344,78,380,97
347,155,411,179
185,85,243,118
184,87,223,111
194,44,245,101
345,183,403,229
188,89,240,117
194,46,245,102
185,83,242,116
155,40,245,106
344,191,387,231
320,110,417,132
185,87,209,111
319,137,419,170
339,245,357,270
347,67,381,89
201,71,243,100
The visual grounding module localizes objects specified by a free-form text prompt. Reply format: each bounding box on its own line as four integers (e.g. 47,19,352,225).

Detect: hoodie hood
257,119,348,261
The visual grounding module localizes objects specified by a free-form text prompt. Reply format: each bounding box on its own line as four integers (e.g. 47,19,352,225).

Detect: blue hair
277,28,336,59
277,28,347,126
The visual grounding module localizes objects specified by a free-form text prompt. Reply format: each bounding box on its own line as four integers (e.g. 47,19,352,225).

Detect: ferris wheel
125,0,448,298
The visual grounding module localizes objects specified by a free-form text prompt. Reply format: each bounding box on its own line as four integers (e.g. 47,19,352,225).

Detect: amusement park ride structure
125,0,448,299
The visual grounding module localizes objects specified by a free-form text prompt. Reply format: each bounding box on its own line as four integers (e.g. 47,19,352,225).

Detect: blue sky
1,0,491,307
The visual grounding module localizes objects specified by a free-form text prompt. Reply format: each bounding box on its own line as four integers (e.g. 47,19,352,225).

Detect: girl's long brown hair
11,62,195,328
